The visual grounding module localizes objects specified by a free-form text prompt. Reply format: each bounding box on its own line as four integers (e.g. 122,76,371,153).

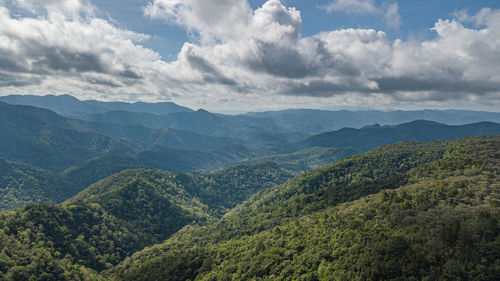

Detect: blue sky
1,0,500,112
91,0,500,60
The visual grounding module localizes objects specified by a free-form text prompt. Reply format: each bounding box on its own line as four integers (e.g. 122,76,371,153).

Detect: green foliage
111,136,500,281
0,157,75,211
0,161,291,279
247,146,360,173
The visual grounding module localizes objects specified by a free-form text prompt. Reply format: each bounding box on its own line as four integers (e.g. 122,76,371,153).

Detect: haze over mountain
0,94,192,116
1,0,499,280
2,94,500,137
246,109,500,133
294,120,500,152
1,99,499,212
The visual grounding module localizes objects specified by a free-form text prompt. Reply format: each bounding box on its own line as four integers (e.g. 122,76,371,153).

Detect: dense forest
0,136,498,280
0,162,291,279
110,136,500,281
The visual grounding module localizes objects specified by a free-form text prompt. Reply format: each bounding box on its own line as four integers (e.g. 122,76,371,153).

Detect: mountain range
0,94,499,280
0,136,497,280
0,96,500,211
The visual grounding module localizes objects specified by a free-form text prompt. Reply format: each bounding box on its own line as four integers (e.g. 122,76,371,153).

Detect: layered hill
0,161,292,280
246,108,500,133
110,136,500,281
0,94,192,115
295,120,500,152
0,102,140,172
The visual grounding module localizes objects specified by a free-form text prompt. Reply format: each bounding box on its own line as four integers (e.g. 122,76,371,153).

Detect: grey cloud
185,51,237,86
119,68,142,79
244,42,312,78
0,72,43,87
279,79,375,97
376,76,500,95
31,47,105,73
82,75,121,87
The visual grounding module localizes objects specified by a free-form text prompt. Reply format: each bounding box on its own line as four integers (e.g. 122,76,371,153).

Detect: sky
0,0,500,112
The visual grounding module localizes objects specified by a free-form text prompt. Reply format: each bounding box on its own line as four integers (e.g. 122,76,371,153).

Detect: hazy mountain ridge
294,120,500,152
3,94,500,137
0,94,192,116
246,108,500,134
1,100,499,212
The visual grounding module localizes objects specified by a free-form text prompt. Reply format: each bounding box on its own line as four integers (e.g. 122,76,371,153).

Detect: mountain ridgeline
0,94,499,280
0,136,497,280
0,96,500,212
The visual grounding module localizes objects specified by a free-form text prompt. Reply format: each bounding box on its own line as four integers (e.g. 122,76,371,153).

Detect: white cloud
0,0,499,111
143,0,253,43
384,3,401,29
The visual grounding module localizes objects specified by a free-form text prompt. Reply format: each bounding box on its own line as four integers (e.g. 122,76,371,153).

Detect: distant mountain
3,94,500,137
74,120,247,151
0,101,262,170
73,109,306,146
0,102,140,171
295,120,500,151
62,144,263,190
246,108,500,134
0,94,192,115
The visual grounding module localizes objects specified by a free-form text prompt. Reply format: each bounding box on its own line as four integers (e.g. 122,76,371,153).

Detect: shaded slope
0,157,73,211
0,102,140,171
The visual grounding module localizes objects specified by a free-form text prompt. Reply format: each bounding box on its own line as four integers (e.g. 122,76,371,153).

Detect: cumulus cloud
0,0,499,111
143,0,253,43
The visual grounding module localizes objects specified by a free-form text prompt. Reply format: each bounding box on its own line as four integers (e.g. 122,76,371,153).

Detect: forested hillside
110,136,500,281
0,157,73,211
0,162,291,280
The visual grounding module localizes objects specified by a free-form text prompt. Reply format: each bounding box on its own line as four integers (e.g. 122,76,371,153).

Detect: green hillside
110,136,500,281
246,146,360,173
0,161,291,280
0,157,73,211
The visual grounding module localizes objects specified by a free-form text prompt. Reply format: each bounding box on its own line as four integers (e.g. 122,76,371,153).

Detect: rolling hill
110,136,500,281
0,161,292,280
